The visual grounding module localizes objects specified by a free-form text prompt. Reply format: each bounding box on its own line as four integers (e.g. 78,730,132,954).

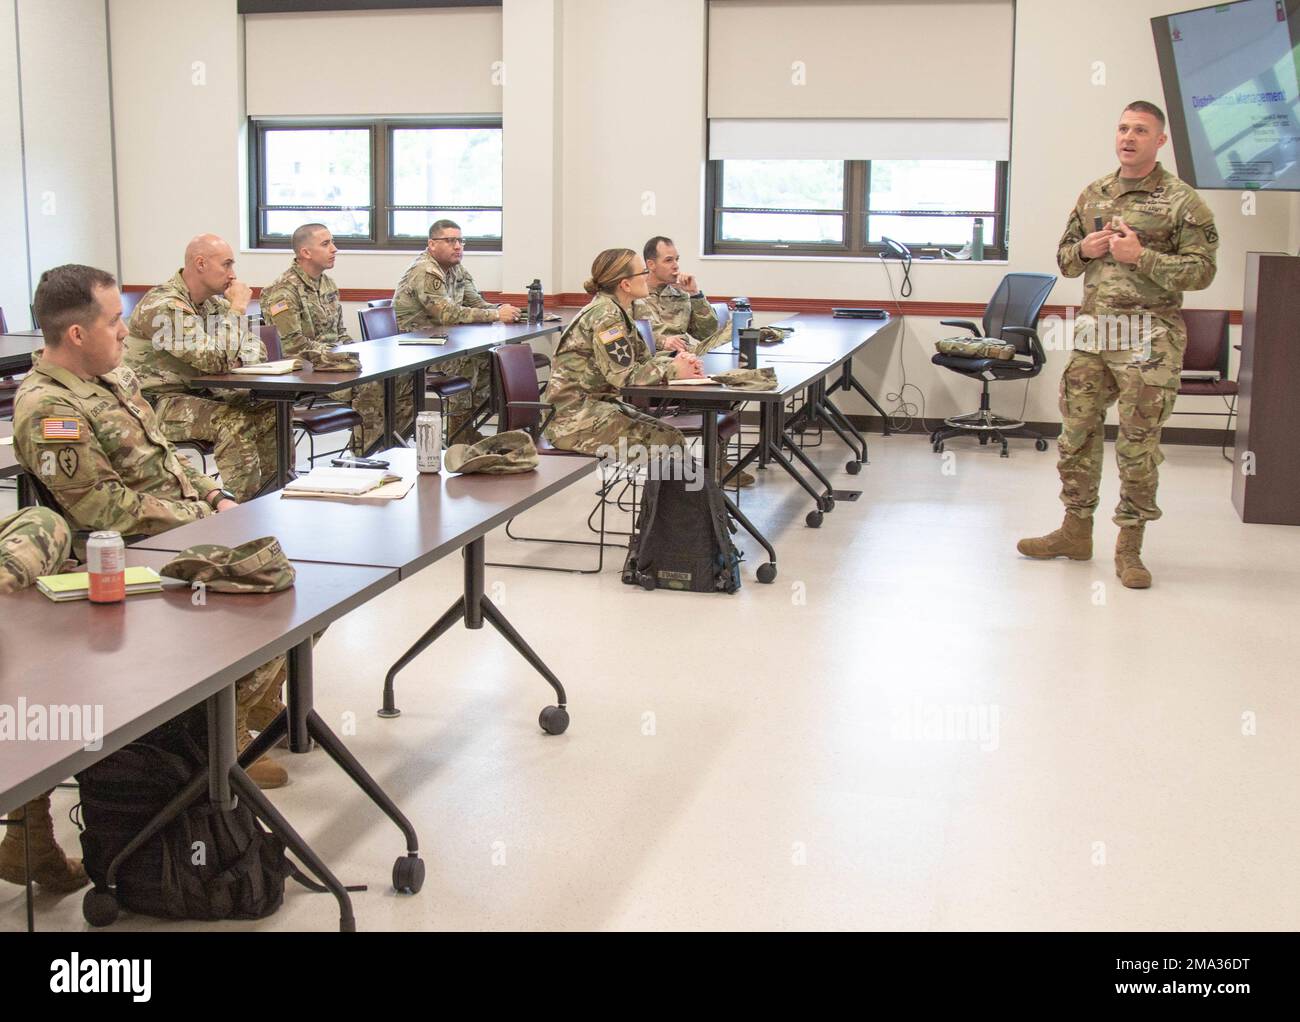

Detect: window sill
241,248,503,257
702,253,1009,265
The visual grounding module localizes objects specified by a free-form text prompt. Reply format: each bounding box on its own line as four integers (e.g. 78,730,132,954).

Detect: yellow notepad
230,358,305,375
36,566,164,602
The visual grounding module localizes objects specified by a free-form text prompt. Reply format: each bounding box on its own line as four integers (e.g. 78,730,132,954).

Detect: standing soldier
123,234,278,502
633,236,720,354
1018,101,1218,588
393,219,522,443
261,223,411,454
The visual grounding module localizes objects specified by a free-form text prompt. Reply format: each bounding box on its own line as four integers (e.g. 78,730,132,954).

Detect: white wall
96,0,1296,432
0,0,116,332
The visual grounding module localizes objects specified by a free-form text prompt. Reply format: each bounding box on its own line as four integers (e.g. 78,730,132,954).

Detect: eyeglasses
621,269,650,280
431,236,465,247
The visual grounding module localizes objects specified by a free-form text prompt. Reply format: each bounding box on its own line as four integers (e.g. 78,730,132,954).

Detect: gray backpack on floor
622,474,741,594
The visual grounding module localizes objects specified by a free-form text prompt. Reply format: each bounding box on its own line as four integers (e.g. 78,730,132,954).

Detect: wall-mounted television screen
1152,0,1300,190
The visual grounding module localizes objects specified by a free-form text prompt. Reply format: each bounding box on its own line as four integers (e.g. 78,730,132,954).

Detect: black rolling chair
930,272,1057,458
259,324,363,465
357,306,473,438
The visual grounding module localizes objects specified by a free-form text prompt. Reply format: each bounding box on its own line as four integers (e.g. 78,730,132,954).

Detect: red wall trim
122,285,1243,326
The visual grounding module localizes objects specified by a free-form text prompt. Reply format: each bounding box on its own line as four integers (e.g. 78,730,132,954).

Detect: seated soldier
543,248,703,456
262,223,412,454
633,235,720,354
13,264,289,789
123,234,277,502
393,219,522,444
0,507,91,893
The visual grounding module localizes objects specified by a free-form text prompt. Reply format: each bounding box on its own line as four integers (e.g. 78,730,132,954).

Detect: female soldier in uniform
542,248,704,455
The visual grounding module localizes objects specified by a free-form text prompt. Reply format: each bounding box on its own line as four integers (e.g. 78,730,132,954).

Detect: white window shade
709,118,1010,161
245,7,503,117
707,0,1012,161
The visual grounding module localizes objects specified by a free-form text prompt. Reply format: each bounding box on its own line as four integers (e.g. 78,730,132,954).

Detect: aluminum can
87,531,126,603
415,410,442,473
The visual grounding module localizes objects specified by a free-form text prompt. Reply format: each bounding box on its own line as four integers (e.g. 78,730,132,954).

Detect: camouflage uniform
0,507,72,594
261,262,412,454
393,252,497,419
123,271,278,501
12,357,283,709
633,282,719,354
1056,163,1217,526
542,292,685,455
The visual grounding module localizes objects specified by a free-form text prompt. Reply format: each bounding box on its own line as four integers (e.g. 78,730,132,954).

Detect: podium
1231,252,1300,525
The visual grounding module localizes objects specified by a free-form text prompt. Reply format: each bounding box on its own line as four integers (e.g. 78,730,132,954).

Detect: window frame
705,159,1009,260
249,117,504,252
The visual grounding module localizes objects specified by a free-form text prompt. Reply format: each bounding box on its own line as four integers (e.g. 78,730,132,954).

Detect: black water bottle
527,279,544,324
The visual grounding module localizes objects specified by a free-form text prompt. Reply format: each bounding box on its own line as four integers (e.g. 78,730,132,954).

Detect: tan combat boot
0,791,89,893
1016,513,1093,560
718,459,755,488
236,707,289,790
1115,524,1153,589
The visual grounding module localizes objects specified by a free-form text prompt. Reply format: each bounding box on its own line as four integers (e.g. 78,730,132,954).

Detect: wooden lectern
1231,252,1300,525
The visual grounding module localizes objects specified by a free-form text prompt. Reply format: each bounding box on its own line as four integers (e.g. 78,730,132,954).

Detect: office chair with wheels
1177,309,1236,461
366,298,393,308
258,324,363,465
0,306,18,419
930,272,1057,458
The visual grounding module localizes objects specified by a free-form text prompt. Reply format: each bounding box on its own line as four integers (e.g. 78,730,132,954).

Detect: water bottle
971,218,985,261
527,279,544,324
731,296,753,350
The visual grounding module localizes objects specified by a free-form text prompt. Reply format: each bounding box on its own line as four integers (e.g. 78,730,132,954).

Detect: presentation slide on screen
1167,0,1300,188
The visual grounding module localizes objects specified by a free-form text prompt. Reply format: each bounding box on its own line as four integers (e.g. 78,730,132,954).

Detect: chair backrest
1180,309,1230,375
358,305,399,341
0,305,7,334
367,298,393,308
982,273,1057,354
259,323,283,360
710,302,731,332
634,318,655,352
120,289,146,322
29,304,38,329
492,343,544,434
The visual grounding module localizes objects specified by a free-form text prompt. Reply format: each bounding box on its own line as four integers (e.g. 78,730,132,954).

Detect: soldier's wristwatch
208,488,237,509
691,291,705,300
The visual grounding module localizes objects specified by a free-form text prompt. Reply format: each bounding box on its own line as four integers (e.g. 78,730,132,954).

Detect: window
706,159,1008,259
250,119,503,250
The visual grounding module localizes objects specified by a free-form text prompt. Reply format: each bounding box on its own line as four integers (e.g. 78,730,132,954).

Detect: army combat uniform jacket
393,253,498,329
542,292,685,454
261,262,350,361
13,358,219,541
1057,163,1217,378
123,271,266,397
633,282,719,354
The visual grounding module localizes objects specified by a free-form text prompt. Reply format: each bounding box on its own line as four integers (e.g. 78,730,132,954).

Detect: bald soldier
633,236,720,354
123,234,277,502
393,219,522,443
14,264,289,788
1018,101,1218,588
261,223,412,453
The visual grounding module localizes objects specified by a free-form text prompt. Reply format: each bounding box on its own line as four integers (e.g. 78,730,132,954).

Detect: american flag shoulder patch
598,326,625,344
267,299,290,317
42,418,82,440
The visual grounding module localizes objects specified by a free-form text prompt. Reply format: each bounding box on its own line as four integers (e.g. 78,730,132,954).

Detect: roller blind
245,7,503,117
707,0,1013,159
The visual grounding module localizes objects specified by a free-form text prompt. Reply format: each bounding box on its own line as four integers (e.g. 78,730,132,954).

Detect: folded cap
757,326,792,344
310,350,362,372
935,338,1016,360
443,429,539,474
711,366,779,391
160,536,296,593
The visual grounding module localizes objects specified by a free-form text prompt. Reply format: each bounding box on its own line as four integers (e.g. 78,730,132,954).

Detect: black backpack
622,473,741,593
75,706,294,922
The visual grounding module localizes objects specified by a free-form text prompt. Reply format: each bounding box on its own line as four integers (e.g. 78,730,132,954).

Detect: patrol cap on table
160,536,296,593
443,430,539,474
712,366,778,391
310,350,362,372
